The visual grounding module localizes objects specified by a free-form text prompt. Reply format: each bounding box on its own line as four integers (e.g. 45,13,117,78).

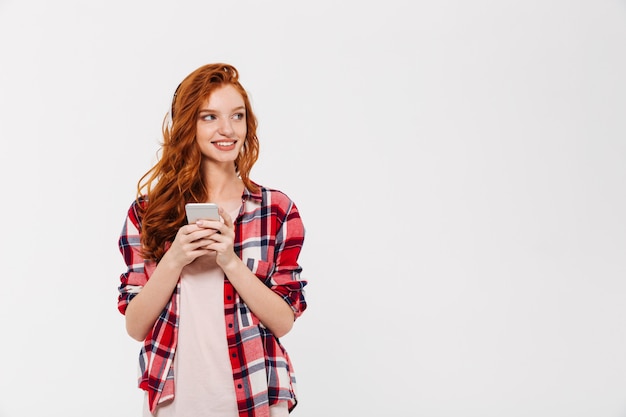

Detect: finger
195,218,224,233
187,229,219,244
219,207,233,228
180,223,215,239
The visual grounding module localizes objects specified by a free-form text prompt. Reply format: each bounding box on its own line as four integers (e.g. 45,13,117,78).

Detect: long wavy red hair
136,63,260,261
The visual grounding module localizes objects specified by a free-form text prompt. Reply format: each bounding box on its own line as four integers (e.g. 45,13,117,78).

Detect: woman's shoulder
254,184,297,207
125,195,148,223
128,195,148,210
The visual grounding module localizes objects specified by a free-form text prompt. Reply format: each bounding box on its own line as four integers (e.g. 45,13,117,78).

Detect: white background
1,0,625,416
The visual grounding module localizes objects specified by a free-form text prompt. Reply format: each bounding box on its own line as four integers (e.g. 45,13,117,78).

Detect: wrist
218,253,243,274
159,250,186,275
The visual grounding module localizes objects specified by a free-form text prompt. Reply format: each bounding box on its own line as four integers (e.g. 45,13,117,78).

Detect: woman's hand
164,222,219,269
196,207,240,269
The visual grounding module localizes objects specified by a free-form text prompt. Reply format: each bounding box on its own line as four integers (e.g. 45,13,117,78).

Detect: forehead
201,84,245,109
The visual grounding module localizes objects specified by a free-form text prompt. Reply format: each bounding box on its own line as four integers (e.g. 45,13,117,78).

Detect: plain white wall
1,0,625,416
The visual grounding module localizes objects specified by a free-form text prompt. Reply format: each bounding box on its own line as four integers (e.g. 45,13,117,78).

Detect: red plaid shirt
117,185,308,416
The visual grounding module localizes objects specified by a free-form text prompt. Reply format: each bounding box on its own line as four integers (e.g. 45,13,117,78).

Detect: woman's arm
220,257,295,338
120,216,220,341
123,254,184,341
205,207,301,338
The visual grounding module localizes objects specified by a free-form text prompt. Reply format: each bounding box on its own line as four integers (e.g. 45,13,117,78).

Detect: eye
200,113,217,121
233,113,245,121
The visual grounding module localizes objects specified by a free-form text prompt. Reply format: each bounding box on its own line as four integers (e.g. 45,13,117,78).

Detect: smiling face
195,84,247,166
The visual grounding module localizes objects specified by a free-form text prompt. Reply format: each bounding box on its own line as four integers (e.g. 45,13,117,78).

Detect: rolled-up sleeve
117,200,148,315
268,201,308,320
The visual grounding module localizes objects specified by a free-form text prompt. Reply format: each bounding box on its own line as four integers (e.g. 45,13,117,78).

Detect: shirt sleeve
268,199,308,320
117,199,148,315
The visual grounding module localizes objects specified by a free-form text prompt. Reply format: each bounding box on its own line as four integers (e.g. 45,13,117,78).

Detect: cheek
196,124,217,139
236,124,247,137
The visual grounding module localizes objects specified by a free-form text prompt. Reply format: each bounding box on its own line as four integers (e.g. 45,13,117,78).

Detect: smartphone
185,203,220,223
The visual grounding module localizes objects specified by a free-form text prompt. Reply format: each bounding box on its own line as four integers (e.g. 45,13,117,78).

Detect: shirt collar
242,182,263,203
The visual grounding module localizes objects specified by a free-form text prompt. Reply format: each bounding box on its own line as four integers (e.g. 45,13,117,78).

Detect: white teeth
215,141,235,146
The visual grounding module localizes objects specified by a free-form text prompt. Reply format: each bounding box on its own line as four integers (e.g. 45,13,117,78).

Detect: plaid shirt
117,185,308,416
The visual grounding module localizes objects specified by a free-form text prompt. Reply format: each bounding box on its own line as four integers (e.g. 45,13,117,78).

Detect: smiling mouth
211,140,237,150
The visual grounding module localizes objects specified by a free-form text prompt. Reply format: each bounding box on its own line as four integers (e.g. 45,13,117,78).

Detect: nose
218,117,234,136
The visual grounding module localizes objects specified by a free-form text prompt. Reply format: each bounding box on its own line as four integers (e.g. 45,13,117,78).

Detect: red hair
136,63,260,261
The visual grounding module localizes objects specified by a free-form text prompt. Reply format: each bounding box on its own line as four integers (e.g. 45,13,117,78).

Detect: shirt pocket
245,258,275,286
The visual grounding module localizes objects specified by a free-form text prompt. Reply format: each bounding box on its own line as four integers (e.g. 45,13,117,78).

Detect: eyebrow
198,106,246,113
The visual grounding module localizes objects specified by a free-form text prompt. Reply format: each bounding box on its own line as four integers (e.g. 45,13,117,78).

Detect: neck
202,163,244,203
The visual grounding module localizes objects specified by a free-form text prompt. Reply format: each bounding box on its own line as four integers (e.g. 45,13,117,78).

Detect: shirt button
232,353,237,358
237,384,242,389
228,323,233,328
226,295,232,300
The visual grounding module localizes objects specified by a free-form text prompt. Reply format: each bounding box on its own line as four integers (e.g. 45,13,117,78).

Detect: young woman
117,63,308,417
